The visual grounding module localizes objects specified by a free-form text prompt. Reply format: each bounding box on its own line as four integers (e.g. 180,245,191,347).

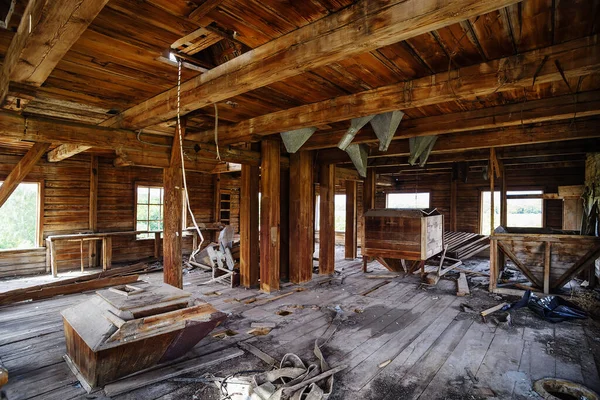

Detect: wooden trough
61,282,226,391
362,209,444,273
490,227,600,294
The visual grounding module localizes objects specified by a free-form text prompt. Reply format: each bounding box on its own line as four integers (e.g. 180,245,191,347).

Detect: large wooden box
362,209,444,261
61,282,226,391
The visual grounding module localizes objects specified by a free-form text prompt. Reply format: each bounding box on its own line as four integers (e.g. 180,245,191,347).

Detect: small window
0,182,40,249
136,185,164,239
507,190,543,229
386,192,430,208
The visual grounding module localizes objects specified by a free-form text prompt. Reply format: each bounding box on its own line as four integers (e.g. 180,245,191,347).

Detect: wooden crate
362,209,444,261
61,282,226,391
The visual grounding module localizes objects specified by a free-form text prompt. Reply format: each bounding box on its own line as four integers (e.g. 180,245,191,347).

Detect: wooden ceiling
0,0,599,168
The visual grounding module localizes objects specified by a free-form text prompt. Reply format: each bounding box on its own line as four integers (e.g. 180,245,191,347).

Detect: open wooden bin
61,282,226,391
362,209,444,264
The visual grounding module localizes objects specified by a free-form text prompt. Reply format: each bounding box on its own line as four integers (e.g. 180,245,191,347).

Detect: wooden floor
1,254,599,399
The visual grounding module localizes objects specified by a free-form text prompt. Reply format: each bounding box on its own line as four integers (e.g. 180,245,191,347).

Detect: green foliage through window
0,182,39,250
136,185,164,239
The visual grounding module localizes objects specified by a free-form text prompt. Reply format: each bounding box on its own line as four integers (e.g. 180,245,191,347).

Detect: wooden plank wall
0,150,216,277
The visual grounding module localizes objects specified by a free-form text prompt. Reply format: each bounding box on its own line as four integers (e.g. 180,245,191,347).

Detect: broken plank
480,302,509,317
103,347,244,397
456,273,470,296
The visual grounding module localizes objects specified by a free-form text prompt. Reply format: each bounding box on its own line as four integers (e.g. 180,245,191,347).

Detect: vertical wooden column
500,162,507,227
450,178,457,231
489,149,495,235
543,241,551,294
362,169,376,272
319,163,335,275
489,238,498,292
163,121,185,288
240,162,259,288
280,164,290,281
89,155,98,267
289,151,315,283
260,139,280,293
345,180,357,259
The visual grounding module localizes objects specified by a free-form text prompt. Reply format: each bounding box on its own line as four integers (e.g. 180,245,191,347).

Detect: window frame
134,182,165,240
0,179,44,251
479,187,545,234
385,191,431,209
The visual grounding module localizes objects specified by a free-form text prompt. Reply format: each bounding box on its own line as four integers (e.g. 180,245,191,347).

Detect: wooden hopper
61,282,226,391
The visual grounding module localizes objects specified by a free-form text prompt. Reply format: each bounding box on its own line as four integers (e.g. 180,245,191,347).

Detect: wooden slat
259,139,280,293
0,142,49,208
186,37,600,145
319,163,335,275
104,0,523,129
0,0,109,104
163,122,184,288
289,151,314,284
47,144,91,162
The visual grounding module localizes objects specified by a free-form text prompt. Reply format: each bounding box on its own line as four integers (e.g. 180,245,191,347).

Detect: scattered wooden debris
444,231,490,259
456,272,470,296
251,322,277,329
378,360,392,368
103,348,243,397
480,302,509,317
238,342,278,368
0,260,157,305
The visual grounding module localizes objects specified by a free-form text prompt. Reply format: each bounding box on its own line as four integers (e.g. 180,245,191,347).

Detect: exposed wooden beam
0,0,109,104
0,110,263,166
0,142,49,209
317,118,600,164
289,151,315,284
240,159,259,288
47,144,91,162
163,121,185,289
113,149,219,172
319,163,335,275
186,36,600,145
104,0,522,129
260,139,280,293
188,0,224,22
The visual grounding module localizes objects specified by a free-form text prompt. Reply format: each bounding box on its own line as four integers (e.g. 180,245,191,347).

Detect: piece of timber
0,142,49,209
0,0,109,104
456,273,470,297
0,110,264,166
103,0,523,129
0,275,139,305
186,36,600,145
317,118,600,164
47,144,92,162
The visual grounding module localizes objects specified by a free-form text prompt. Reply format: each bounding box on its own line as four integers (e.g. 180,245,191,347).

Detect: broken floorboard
0,256,599,399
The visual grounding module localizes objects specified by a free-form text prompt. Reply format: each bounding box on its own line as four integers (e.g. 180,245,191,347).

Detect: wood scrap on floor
444,231,490,259
456,272,470,296
0,260,158,305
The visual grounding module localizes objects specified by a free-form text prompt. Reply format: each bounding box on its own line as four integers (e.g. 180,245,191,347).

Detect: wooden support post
280,164,290,281
289,151,315,283
489,238,497,292
163,120,185,288
88,155,98,268
345,180,357,260
362,168,376,272
489,148,495,235
499,161,506,269
240,161,259,288
450,177,457,231
319,164,335,275
154,232,161,259
0,143,50,209
102,236,112,271
260,139,280,293
48,238,57,278
544,241,551,294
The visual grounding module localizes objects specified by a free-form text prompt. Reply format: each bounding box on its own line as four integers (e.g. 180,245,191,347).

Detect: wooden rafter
186,36,600,145
47,144,91,162
0,142,50,209
102,0,523,130
316,118,600,164
0,0,109,105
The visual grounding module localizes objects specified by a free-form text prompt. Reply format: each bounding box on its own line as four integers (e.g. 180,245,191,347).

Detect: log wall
0,150,215,277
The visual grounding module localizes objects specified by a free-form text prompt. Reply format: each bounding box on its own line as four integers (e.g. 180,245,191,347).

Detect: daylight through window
136,185,164,239
0,182,40,250
386,192,430,209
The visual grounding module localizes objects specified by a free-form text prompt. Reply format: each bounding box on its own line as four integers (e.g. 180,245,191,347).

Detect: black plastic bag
527,293,588,323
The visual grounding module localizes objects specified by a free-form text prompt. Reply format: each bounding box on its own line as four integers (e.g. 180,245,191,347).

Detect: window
136,185,164,239
480,190,543,235
0,182,40,250
386,192,430,208
315,195,347,232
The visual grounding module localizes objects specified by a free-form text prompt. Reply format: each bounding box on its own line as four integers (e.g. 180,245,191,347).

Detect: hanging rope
176,60,204,260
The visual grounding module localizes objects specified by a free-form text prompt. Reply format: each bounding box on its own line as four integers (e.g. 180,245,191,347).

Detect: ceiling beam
316,118,600,164
0,110,263,166
47,144,92,162
113,149,219,173
0,0,109,105
186,36,600,146
102,0,523,130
